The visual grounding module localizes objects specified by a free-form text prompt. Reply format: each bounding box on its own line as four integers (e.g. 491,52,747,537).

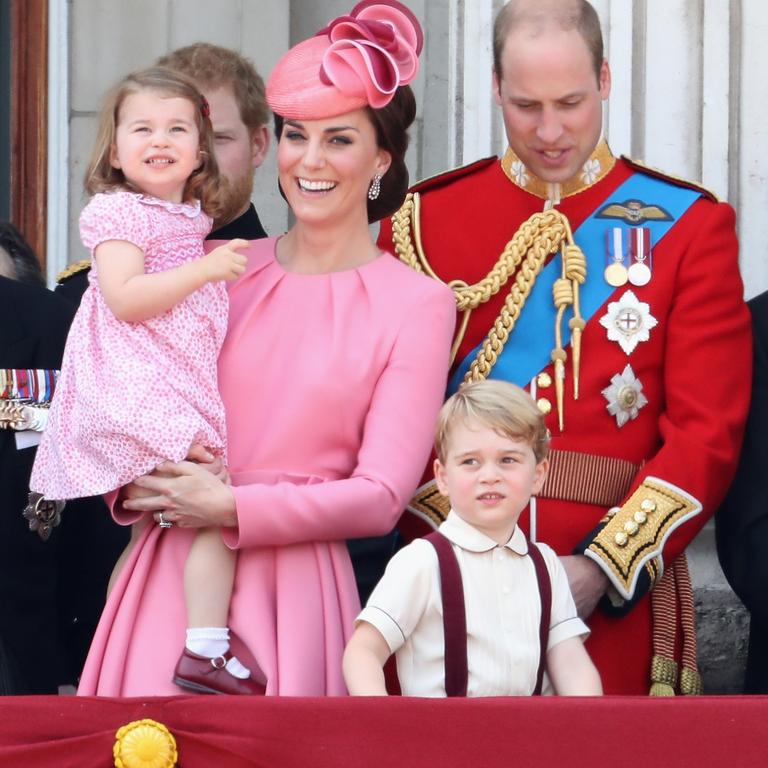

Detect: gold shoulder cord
391,192,586,430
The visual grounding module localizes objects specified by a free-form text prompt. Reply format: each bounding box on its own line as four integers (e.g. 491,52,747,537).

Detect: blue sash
448,173,701,394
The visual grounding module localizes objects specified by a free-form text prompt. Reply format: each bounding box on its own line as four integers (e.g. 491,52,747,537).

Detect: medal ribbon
1,368,59,403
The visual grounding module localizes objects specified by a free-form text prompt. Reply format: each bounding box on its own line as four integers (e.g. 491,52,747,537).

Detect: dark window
0,0,11,221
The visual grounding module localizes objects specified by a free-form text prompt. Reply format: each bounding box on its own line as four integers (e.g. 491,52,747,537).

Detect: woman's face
277,109,391,227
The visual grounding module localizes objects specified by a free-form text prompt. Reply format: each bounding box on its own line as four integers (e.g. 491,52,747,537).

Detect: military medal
628,227,652,286
602,364,648,428
599,289,658,355
0,368,58,403
23,493,65,542
604,227,628,286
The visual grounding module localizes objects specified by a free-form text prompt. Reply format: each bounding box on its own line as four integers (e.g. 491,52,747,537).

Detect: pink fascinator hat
267,0,424,119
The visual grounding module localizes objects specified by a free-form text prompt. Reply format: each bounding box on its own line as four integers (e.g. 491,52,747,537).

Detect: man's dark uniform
717,290,768,693
0,277,79,692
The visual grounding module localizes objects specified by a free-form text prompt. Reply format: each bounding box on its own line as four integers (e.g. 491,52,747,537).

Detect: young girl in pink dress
29,67,262,694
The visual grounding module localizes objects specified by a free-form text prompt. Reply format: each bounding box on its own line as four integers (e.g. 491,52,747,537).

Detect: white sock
186,627,230,658
185,627,251,679
225,656,251,680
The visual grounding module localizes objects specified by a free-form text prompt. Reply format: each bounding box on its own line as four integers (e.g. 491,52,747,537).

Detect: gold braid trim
584,477,701,601
391,194,584,413
680,665,704,696
56,258,91,283
650,655,678,697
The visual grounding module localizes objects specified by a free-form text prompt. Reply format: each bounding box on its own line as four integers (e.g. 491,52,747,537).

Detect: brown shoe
173,648,266,695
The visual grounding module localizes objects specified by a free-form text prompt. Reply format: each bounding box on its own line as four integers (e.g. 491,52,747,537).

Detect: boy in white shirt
343,380,602,696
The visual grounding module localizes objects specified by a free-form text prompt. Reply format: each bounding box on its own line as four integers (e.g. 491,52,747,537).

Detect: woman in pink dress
78,1,456,697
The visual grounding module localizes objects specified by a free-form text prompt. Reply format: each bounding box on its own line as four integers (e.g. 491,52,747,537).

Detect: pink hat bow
266,1,423,119
319,2,423,108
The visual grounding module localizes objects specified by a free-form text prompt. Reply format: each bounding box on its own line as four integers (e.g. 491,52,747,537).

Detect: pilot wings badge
596,199,673,225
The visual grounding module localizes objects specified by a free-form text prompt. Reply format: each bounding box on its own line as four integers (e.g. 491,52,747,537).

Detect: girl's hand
123,460,238,528
200,238,248,282
185,443,230,484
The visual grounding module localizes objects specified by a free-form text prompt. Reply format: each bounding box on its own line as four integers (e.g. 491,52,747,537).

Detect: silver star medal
599,289,658,355
602,364,648,427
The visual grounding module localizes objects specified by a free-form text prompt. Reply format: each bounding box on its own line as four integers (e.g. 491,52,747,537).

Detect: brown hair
435,380,550,464
493,0,604,84
365,85,417,223
272,84,416,224
0,222,45,287
84,66,227,220
156,43,270,133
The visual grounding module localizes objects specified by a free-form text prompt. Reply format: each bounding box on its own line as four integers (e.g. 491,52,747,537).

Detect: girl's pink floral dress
31,191,227,498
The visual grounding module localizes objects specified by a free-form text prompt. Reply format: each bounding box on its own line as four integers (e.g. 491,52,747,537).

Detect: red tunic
378,149,751,694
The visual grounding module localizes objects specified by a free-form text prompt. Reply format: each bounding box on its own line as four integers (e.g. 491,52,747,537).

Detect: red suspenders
424,531,468,696
425,531,553,696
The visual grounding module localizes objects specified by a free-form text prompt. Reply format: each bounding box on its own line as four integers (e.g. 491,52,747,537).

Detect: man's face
493,26,610,184
203,85,269,222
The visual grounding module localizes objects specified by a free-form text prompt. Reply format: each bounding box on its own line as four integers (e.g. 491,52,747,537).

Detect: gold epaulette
584,477,701,601
56,259,91,284
621,156,720,202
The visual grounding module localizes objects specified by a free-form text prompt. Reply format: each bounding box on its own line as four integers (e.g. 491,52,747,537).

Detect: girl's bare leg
184,528,236,628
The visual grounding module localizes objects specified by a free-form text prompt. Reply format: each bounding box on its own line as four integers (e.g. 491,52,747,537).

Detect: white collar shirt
357,511,588,697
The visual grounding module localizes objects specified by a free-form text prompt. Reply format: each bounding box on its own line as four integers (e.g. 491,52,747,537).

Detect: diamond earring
368,173,382,201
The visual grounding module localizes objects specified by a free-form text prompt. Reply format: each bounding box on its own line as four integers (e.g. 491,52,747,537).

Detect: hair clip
200,95,210,119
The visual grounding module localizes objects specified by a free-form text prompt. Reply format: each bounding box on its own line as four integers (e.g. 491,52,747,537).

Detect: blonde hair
435,380,550,463
84,66,227,220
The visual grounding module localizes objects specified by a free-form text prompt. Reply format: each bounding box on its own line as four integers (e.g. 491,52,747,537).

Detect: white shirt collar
439,510,528,555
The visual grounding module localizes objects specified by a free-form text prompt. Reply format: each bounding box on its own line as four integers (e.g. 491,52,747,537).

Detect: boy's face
434,421,548,544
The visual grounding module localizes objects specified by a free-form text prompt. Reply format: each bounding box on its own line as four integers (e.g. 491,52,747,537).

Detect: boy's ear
531,457,549,496
434,458,449,497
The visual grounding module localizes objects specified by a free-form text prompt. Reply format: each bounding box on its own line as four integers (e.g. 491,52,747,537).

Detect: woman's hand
122,460,238,528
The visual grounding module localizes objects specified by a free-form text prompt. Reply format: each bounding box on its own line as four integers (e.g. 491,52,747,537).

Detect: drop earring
368,173,382,201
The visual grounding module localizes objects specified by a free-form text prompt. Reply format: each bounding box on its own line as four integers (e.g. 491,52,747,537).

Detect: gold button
614,532,629,547
537,397,552,415
634,510,647,525
640,498,657,513
623,520,639,536
537,372,552,389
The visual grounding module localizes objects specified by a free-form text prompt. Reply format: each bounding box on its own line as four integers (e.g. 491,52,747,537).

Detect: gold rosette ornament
114,719,178,768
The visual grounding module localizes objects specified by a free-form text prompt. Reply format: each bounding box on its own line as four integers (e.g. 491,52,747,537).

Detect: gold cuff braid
407,481,451,528
585,477,701,600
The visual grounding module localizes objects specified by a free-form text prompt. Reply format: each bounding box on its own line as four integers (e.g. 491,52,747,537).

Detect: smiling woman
275,111,390,243
76,2,457,699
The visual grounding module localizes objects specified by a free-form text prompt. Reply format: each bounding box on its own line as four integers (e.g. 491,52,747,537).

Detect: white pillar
46,0,69,287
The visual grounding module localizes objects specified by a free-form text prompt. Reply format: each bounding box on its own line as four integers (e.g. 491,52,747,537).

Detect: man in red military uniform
379,0,751,694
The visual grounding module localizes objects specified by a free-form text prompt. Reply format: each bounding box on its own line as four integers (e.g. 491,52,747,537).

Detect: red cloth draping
0,695,767,767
